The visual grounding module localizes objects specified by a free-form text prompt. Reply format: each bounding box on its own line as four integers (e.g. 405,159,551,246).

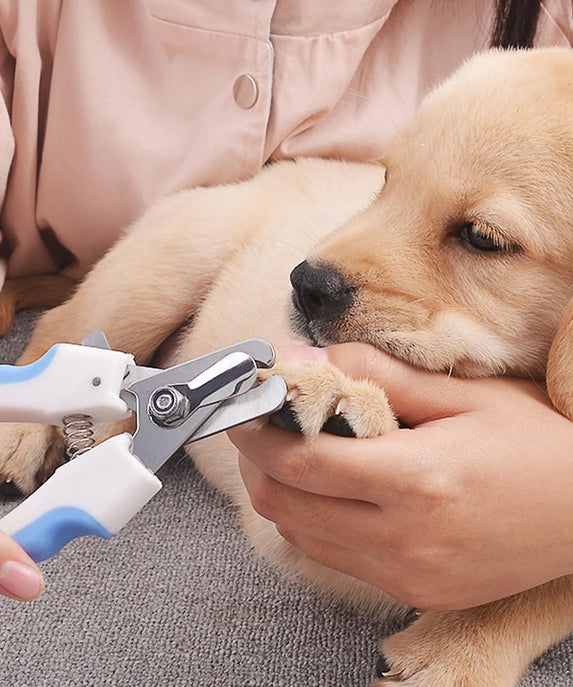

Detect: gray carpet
0,311,572,686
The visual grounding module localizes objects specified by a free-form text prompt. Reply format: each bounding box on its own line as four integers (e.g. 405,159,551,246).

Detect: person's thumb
0,529,44,601
278,342,483,427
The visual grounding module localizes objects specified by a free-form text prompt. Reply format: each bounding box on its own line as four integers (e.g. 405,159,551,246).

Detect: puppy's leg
0,276,76,335
21,184,261,364
1,184,258,492
376,575,573,687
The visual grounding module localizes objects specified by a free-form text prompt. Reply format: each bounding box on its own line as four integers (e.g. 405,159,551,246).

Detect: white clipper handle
0,343,134,425
0,434,161,562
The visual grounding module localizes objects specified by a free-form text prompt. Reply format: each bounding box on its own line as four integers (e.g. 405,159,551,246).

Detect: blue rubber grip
11,507,113,562
0,345,58,384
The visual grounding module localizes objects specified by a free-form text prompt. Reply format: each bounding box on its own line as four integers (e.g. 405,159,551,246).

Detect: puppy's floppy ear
547,296,573,420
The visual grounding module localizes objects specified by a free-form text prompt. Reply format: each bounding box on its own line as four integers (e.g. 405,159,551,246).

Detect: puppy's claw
375,655,392,677
0,478,24,500
285,389,299,404
375,655,404,680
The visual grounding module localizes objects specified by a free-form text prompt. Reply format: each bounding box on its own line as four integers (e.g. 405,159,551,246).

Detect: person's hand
230,342,573,611
0,529,44,601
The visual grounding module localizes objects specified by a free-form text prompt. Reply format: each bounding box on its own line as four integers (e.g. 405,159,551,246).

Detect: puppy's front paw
0,423,65,495
266,361,397,438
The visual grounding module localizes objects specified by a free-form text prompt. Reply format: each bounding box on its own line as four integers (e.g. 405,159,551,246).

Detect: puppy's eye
459,222,514,253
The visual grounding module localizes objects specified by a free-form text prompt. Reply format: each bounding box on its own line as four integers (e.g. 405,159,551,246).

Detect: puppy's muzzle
290,260,355,326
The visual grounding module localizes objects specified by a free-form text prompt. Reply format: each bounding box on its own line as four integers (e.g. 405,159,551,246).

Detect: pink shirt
0,0,571,283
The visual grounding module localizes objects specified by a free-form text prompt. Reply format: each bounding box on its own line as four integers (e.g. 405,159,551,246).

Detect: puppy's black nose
290,261,354,322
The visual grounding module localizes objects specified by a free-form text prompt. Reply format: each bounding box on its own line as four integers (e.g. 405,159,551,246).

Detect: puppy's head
290,48,573,416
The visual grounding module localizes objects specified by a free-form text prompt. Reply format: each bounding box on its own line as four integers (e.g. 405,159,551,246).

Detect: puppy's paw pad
265,361,397,438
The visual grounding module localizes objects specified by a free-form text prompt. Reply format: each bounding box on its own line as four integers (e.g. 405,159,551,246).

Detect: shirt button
233,74,258,109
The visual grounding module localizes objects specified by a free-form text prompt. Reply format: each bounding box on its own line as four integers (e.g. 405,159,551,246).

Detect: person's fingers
230,419,419,501
0,529,44,601
233,343,553,506
277,526,384,585
238,453,381,546
273,525,431,607
230,394,480,501
276,522,542,611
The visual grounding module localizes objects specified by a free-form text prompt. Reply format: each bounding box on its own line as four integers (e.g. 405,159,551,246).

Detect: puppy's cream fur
4,48,573,686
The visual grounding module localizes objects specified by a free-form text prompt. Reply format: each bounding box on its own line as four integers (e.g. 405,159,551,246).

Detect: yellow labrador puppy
3,48,573,686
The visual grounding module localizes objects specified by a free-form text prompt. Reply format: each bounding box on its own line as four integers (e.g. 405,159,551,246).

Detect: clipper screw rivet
148,387,191,427
152,389,176,412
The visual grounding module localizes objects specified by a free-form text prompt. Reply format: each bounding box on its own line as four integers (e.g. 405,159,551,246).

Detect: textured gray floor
0,311,572,686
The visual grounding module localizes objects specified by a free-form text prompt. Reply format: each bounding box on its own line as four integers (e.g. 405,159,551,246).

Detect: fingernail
0,560,44,601
278,345,328,365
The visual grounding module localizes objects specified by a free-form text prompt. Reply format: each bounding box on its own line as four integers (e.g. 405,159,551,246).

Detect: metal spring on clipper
62,413,95,460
